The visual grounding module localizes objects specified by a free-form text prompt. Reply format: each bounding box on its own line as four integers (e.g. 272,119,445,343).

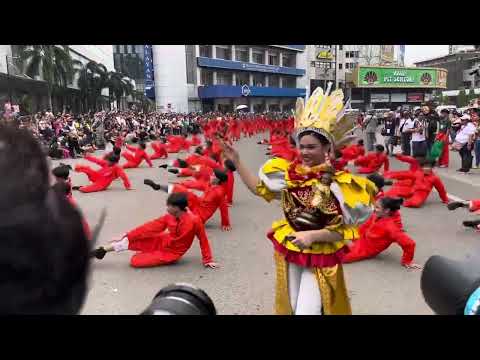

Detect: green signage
356,66,445,88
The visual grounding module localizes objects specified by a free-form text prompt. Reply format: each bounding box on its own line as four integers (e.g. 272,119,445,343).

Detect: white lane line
447,193,466,202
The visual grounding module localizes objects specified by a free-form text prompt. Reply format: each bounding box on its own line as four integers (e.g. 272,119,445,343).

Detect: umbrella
236,105,248,111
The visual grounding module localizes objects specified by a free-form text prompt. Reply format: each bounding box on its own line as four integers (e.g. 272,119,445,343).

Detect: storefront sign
317,50,333,60
391,93,407,102
355,66,447,88
144,45,155,97
407,93,424,102
371,93,390,103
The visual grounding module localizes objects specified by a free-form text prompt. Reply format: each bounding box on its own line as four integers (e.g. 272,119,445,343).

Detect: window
346,52,350,58
316,61,332,69
130,45,136,53
268,51,279,66
269,75,280,87
201,69,214,85
185,45,195,85
236,72,250,86
354,51,359,58
311,61,316,67
235,46,249,62
115,45,121,53
252,48,265,64
216,45,231,60
282,76,296,88
253,73,265,87
199,45,212,58
124,45,128,53
216,71,233,85
316,45,331,49
339,63,343,69
282,53,295,67
339,45,343,50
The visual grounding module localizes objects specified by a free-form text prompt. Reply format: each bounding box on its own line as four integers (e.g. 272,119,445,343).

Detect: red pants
128,233,180,268
470,200,480,212
437,133,449,167
79,180,110,193
403,191,429,208
75,165,101,183
343,242,381,263
179,179,209,192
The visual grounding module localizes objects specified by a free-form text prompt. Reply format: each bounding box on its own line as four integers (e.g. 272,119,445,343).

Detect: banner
144,45,155,97
381,45,394,64
356,66,447,88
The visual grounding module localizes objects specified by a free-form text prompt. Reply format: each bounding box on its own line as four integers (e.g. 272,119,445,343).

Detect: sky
404,45,449,65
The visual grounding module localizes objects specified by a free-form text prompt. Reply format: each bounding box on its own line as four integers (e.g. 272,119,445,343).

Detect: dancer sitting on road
103,146,122,160
343,197,421,270
90,193,219,269
122,142,153,169
73,154,131,193
149,136,168,160
144,169,232,231
385,160,449,208
340,139,365,162
354,144,389,174
447,198,480,230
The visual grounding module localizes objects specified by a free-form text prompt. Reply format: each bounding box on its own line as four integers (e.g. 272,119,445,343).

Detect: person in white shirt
399,111,415,156
409,111,427,157
455,115,476,173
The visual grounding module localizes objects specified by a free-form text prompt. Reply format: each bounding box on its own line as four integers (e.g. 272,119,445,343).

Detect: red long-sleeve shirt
79,164,131,192
151,141,168,159
355,152,389,172
125,144,153,167
127,212,213,264
353,211,415,265
86,154,108,168
388,170,448,203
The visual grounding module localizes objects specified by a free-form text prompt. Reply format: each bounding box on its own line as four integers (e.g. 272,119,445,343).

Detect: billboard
317,50,333,60
381,45,394,64
144,45,155,98
354,66,448,88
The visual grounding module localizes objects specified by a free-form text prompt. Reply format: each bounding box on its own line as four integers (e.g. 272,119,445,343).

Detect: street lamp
5,55,20,105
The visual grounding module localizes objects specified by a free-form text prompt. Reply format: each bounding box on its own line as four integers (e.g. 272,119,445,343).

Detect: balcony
198,85,306,99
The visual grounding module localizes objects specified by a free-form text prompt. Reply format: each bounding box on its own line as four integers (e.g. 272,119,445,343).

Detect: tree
18,45,74,111
457,89,468,107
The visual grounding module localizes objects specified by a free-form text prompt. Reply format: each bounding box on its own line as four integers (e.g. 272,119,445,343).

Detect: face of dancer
298,134,329,167
374,202,390,218
167,204,184,217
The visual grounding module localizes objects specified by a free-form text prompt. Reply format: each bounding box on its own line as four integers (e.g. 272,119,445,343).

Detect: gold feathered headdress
295,82,356,148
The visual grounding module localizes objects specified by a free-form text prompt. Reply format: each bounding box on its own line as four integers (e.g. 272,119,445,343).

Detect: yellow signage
317,50,333,60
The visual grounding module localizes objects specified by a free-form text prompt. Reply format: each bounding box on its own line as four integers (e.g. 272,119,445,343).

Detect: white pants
288,263,322,315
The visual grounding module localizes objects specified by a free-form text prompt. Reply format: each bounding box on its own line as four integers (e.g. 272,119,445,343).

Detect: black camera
141,283,216,315
421,255,480,315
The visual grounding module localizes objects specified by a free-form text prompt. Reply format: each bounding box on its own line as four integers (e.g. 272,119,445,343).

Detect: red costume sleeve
194,216,213,264
431,175,449,203
127,215,168,242
126,144,137,153
116,166,131,189
387,171,415,181
388,224,416,265
143,151,153,167
85,155,108,167
395,154,419,171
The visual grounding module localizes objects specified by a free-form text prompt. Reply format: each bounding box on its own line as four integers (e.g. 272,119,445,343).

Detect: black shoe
384,180,393,186
168,168,179,174
457,168,468,172
72,186,81,191
463,220,480,228
448,201,467,211
159,164,168,169
144,179,161,190
265,152,271,156
90,247,107,259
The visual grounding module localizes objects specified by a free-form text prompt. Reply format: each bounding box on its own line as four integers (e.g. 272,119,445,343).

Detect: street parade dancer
149,136,169,160
222,84,377,315
354,144,390,174
90,193,219,269
122,142,153,169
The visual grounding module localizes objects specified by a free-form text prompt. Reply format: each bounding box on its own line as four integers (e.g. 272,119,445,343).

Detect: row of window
345,51,359,58
310,62,358,70
198,45,296,68
114,45,144,56
200,69,297,88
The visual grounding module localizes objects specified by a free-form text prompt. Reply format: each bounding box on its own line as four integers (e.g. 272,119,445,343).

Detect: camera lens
141,283,216,315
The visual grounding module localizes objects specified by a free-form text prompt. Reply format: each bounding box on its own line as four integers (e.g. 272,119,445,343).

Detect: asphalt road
53,132,480,315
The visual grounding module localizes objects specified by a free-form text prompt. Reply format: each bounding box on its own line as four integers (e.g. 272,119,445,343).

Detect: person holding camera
399,111,414,156
382,111,398,156
453,114,476,173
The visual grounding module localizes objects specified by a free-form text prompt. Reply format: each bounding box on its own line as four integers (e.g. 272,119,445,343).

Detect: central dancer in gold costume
222,83,377,315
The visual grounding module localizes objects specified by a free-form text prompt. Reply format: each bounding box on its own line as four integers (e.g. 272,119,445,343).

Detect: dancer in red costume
447,198,480,230
90,193,219,269
385,160,449,208
52,163,73,202
122,143,153,169
383,154,423,197
73,154,131,193
223,159,236,206
165,134,187,153
150,137,168,160
343,197,421,269
354,144,389,174
144,169,231,231
340,139,365,161
191,132,202,146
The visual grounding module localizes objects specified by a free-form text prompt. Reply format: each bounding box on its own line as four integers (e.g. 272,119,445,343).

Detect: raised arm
85,154,108,167
221,141,260,195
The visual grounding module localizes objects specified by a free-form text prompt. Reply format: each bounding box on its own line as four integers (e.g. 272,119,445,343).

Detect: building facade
151,45,307,113
307,45,336,94
113,45,145,93
0,45,114,113
449,45,475,54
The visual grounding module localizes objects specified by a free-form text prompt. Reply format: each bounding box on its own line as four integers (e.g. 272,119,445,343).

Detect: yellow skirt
274,250,352,315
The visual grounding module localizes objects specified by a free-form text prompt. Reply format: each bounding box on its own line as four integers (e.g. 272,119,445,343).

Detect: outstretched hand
220,141,240,164
204,262,220,269
222,225,232,232
403,263,422,270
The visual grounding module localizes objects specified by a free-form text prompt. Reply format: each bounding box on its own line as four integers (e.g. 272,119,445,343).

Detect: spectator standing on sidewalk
399,111,414,156
410,110,428,158
454,114,476,173
471,109,480,169
364,110,378,151
382,111,398,156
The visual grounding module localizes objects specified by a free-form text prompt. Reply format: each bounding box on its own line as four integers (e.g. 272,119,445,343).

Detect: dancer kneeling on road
90,193,219,269
343,197,421,270
354,144,389,174
144,169,232,231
